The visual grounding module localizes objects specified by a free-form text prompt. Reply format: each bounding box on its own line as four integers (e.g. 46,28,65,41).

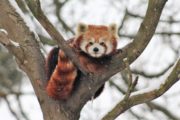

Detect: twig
4,97,20,120
119,31,180,39
124,76,138,100
127,10,180,23
147,102,180,120
132,62,175,78
109,81,126,94
118,9,128,35
129,109,144,120
0,90,34,98
16,95,29,120
123,58,138,100
53,0,75,34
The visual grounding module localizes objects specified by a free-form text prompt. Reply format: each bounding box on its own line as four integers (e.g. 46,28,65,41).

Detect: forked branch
102,59,180,120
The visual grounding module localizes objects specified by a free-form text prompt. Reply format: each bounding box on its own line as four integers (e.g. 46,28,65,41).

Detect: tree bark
0,1,71,120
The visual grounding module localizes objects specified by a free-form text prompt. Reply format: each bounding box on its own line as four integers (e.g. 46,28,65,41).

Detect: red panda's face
74,24,118,58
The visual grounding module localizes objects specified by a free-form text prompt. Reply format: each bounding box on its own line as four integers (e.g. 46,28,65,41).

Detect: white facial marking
80,40,88,52
99,37,113,55
105,41,113,55
87,43,105,58
80,38,95,53
80,37,114,58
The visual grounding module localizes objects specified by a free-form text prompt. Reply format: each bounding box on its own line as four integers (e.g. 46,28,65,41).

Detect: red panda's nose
93,47,99,52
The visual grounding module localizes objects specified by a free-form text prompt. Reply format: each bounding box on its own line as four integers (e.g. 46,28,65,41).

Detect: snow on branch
0,30,20,47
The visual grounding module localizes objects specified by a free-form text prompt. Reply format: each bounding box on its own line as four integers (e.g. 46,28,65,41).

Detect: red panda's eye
89,42,93,45
100,42,105,45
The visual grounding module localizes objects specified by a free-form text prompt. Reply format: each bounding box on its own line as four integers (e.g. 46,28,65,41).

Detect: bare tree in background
0,0,180,120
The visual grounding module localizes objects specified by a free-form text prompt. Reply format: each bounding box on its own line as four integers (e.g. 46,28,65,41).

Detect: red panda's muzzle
86,43,106,58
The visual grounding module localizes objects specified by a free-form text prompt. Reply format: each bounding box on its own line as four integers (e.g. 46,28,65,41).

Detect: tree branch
53,0,74,34
16,95,30,120
147,102,180,120
4,97,20,120
102,58,180,120
132,62,175,78
110,78,180,120
25,0,87,75
127,10,180,23
123,58,138,100
119,31,180,39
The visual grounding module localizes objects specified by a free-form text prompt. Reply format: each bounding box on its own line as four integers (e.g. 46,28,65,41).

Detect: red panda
46,23,118,100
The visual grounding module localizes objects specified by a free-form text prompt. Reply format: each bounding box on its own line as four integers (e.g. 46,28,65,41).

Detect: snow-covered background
0,0,180,120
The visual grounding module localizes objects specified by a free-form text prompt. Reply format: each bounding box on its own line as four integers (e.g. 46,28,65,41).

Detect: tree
0,0,179,120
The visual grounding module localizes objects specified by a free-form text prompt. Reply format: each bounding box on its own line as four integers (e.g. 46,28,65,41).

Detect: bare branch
118,9,128,34
102,59,180,120
53,0,74,34
16,96,30,120
109,80,126,94
132,62,175,78
4,97,20,120
123,58,138,100
111,79,180,120
127,10,180,23
119,31,180,39
0,91,34,98
129,109,145,120
147,102,180,120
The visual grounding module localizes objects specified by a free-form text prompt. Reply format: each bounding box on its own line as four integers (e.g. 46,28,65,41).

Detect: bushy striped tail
46,49,77,100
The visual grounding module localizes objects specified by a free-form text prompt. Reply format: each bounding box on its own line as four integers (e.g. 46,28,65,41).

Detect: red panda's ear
77,23,88,35
108,23,118,36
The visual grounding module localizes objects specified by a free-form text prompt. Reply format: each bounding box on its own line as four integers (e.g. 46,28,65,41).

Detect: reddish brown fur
46,50,77,100
74,25,117,55
73,35,83,50
111,37,117,53
46,24,118,100
83,25,113,42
